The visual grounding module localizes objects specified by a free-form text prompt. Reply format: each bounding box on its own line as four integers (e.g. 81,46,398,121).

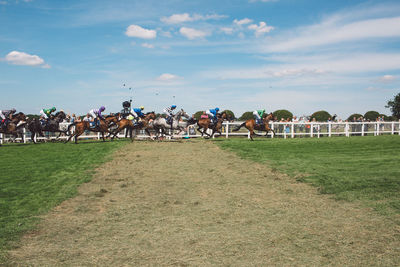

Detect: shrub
239,111,254,121
310,110,331,122
273,110,293,121
347,114,363,121
364,111,380,121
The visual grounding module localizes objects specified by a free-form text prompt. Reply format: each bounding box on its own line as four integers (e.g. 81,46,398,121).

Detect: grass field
217,135,400,219
0,140,125,262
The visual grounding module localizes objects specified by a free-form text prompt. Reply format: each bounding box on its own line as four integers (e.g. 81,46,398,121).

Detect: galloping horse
27,111,67,143
197,111,231,138
109,112,156,141
0,112,26,144
152,109,196,138
65,115,119,144
233,112,276,141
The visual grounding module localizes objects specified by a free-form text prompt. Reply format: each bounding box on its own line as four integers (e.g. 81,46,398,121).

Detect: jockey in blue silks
163,105,176,125
206,107,219,124
130,106,145,123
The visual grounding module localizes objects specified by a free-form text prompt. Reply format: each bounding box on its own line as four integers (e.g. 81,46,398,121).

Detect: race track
8,140,400,266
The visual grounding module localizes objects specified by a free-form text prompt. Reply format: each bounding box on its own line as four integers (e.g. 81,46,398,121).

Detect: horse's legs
249,130,254,141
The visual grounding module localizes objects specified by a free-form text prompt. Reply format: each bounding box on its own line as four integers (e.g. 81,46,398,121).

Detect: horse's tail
233,122,246,132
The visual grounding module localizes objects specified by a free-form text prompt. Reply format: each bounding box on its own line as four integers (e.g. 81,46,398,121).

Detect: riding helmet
215,107,220,111
171,105,177,109
11,108,16,113
140,106,144,110
100,106,106,111
51,107,56,111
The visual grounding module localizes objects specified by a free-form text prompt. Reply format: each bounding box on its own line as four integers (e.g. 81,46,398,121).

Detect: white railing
1,121,399,144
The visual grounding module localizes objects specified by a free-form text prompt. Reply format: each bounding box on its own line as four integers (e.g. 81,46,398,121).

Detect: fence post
226,122,229,139
97,132,100,140
310,122,313,138
0,133,2,145
392,122,395,135
291,122,294,138
328,122,332,137
23,127,27,143
376,122,380,136
361,123,365,136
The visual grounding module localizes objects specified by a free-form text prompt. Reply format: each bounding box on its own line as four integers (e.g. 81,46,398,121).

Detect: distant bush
273,110,293,121
239,111,254,121
310,110,331,122
347,114,363,121
364,111,380,121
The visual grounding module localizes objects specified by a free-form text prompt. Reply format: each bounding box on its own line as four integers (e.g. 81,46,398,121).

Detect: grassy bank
217,136,400,219
0,140,125,262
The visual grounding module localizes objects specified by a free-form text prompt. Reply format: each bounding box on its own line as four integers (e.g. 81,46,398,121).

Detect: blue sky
1,0,400,119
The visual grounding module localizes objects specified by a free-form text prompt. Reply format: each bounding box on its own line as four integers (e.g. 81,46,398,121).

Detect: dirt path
8,140,400,266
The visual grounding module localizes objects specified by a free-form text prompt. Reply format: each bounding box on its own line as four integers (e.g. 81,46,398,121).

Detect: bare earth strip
8,140,400,266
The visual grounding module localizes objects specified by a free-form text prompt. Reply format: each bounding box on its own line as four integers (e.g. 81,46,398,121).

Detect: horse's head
55,111,66,122
145,111,156,120
12,112,26,122
176,109,189,119
265,112,276,121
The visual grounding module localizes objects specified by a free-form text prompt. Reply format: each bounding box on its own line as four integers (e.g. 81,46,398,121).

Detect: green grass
217,135,400,218
0,140,125,261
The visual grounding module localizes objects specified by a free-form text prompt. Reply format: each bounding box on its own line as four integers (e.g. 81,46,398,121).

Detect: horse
0,112,27,144
27,111,67,143
109,112,156,141
64,115,119,144
233,112,276,141
197,111,231,138
151,109,196,139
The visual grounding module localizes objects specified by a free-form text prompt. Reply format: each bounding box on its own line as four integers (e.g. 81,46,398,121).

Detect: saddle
166,117,173,125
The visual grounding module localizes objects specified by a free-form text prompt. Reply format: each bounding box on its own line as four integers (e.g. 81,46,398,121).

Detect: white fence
1,121,400,144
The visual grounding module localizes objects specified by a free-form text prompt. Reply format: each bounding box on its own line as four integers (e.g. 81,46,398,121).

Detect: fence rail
1,121,399,144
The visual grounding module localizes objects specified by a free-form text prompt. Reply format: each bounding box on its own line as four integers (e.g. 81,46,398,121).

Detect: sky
1,0,400,119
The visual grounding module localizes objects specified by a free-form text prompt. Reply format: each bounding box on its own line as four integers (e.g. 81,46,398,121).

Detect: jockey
163,105,176,124
206,107,219,124
130,106,145,122
40,107,56,120
253,109,266,125
0,108,16,128
89,106,105,126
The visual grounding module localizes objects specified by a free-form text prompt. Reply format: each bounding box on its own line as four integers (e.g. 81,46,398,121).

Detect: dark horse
197,111,231,138
27,111,67,143
65,115,119,144
109,112,157,141
0,112,27,144
233,112,276,141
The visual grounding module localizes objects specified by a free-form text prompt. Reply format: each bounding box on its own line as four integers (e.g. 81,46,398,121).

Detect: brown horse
0,112,26,144
197,111,231,138
233,112,276,141
109,112,156,141
65,115,119,144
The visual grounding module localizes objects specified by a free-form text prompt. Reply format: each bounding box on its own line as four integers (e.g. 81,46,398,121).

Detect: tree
363,111,380,121
310,110,331,122
347,113,363,121
239,111,254,121
222,109,235,120
193,111,205,120
273,109,293,121
386,92,400,119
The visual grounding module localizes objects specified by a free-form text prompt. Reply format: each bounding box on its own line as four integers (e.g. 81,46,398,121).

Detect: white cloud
377,74,396,83
264,16,400,52
161,13,227,24
4,51,50,68
233,18,253,26
220,27,234,35
248,21,274,37
161,31,172,38
125,24,156,39
141,43,154,49
179,27,208,40
156,73,182,81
